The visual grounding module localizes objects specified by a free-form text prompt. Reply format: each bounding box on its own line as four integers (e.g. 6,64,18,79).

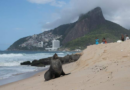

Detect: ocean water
0,51,75,80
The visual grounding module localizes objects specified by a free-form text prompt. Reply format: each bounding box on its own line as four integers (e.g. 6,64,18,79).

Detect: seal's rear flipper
61,71,71,76
65,73,71,75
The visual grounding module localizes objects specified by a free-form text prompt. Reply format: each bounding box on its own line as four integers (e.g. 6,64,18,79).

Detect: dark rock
31,60,40,66
71,54,81,61
38,57,51,65
21,53,81,67
20,61,31,65
60,54,81,64
60,54,72,64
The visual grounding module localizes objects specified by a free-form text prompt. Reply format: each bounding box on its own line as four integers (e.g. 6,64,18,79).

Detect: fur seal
44,53,70,81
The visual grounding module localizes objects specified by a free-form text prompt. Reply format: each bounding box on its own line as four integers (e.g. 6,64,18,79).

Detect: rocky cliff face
62,7,105,44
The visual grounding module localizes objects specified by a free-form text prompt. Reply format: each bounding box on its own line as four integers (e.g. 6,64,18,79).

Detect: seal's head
53,53,58,59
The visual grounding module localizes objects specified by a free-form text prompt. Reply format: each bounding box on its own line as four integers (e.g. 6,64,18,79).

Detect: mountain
8,7,130,50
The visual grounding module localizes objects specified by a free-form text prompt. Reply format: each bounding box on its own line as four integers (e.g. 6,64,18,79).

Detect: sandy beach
1,41,130,90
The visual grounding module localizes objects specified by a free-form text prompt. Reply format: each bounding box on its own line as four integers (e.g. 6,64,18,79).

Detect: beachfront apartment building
45,39,60,51
52,40,60,50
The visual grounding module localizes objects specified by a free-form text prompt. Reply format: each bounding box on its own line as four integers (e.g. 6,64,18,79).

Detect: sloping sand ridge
1,41,130,90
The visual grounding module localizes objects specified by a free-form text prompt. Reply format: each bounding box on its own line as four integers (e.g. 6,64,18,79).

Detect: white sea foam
0,62,21,66
57,53,64,54
0,53,53,66
0,66,47,80
0,53,23,57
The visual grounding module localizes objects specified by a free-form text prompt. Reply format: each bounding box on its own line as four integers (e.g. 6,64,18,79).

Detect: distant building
38,41,43,48
32,34,37,38
52,40,60,50
45,48,53,51
75,49,81,51
45,38,49,42
45,39,60,51
20,44,26,47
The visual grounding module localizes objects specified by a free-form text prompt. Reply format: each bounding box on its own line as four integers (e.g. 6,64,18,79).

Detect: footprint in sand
122,55,128,57
103,50,107,53
102,57,107,60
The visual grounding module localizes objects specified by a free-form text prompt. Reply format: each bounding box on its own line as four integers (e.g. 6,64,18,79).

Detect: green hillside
8,37,28,50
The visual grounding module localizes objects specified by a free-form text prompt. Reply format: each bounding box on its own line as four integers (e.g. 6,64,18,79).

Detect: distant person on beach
102,38,107,44
121,34,124,41
95,38,99,45
125,35,129,40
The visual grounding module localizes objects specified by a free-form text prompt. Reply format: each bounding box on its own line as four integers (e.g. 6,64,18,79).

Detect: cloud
43,0,130,29
27,0,54,4
27,0,66,7
51,1,66,7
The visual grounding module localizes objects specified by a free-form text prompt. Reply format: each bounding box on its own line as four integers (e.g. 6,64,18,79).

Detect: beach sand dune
1,41,130,90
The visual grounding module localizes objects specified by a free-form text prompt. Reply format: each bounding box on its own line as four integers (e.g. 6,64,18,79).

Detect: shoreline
0,62,74,90
1,41,130,90
0,68,48,86
0,51,81,87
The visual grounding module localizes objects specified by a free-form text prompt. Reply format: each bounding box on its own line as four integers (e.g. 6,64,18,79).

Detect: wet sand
0,68,48,86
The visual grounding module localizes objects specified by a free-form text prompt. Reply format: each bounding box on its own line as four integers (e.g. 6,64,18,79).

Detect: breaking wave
0,53,23,57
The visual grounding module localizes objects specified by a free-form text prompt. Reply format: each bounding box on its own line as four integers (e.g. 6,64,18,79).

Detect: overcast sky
0,0,130,50
41,0,130,30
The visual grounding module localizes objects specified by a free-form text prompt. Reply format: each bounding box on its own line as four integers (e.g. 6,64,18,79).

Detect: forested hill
8,7,130,50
